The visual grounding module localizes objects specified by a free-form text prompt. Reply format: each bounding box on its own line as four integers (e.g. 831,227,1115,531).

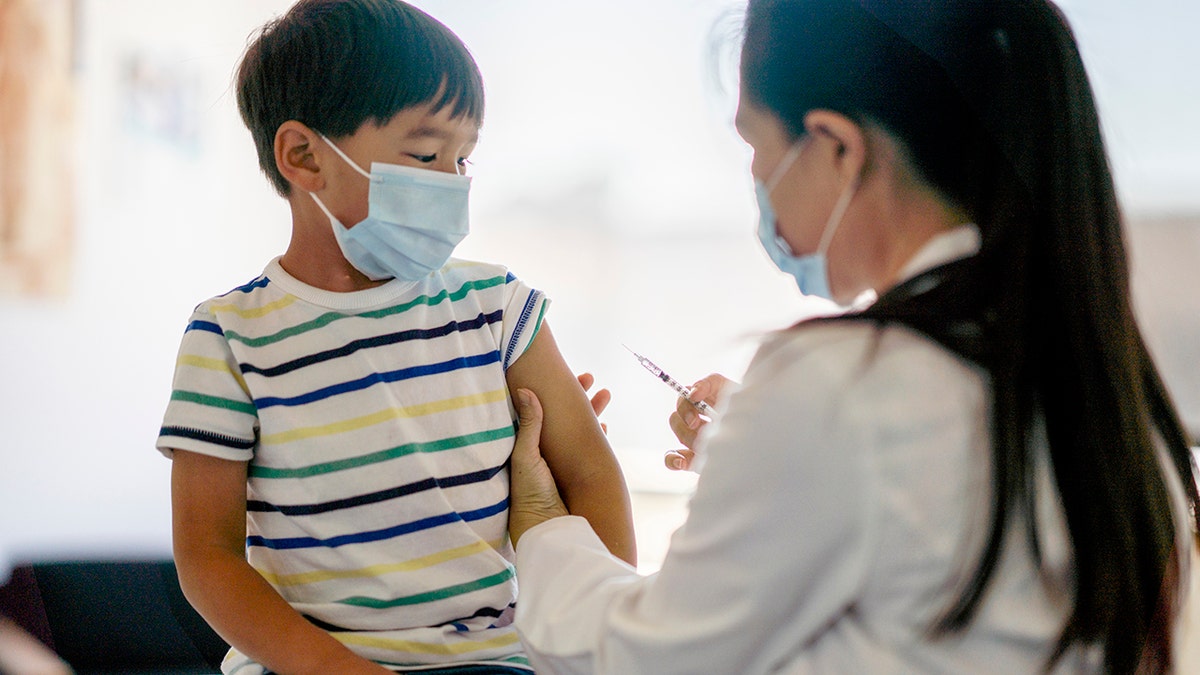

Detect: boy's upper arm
506,324,636,563
504,323,611,487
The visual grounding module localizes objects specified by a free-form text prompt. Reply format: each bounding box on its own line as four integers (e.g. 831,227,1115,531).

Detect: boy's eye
410,153,437,163
457,157,472,168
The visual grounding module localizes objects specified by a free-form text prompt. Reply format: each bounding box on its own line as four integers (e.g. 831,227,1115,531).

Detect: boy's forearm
175,547,390,675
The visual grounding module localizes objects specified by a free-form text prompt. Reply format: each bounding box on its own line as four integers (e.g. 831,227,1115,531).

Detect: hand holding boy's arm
505,325,637,565
171,451,394,675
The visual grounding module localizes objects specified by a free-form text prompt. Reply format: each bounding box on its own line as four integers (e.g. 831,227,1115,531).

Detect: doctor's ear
275,121,325,193
802,110,868,182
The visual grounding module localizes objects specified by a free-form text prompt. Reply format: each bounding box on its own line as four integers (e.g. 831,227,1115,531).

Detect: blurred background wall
1,0,1196,572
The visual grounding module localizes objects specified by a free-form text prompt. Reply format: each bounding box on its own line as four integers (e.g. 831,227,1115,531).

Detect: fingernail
670,457,684,469
517,389,530,406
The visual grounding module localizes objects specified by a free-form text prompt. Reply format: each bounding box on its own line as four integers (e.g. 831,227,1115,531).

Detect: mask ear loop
309,190,340,224
816,176,858,256
765,140,807,193
318,133,372,179
309,134,369,265
762,139,809,255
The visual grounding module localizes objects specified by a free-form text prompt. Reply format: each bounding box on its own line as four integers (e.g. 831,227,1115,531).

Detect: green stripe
226,276,507,347
340,567,514,609
249,425,515,479
530,297,549,341
171,390,257,416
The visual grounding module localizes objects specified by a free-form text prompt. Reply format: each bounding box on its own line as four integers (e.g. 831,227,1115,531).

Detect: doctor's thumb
514,388,545,452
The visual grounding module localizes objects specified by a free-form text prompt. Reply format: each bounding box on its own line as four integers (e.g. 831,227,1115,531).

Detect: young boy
156,2,635,673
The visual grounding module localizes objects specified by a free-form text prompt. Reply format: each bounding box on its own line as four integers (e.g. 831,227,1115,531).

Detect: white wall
1,0,1197,563
0,0,295,559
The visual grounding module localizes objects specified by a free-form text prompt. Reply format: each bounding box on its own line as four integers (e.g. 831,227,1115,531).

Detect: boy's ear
275,121,324,193
802,109,867,185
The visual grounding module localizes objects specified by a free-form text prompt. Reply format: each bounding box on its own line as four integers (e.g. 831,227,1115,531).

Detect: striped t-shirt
156,257,547,673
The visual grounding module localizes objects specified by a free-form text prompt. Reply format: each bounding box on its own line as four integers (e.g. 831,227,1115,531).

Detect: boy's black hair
236,0,485,197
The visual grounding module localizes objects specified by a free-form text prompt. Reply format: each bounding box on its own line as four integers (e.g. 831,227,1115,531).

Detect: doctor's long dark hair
742,0,1198,671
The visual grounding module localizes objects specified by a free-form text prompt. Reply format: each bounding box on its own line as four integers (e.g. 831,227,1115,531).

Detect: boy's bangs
429,59,484,123
370,15,485,126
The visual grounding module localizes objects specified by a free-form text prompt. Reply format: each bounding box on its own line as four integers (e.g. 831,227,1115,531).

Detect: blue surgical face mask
754,139,857,301
310,135,470,281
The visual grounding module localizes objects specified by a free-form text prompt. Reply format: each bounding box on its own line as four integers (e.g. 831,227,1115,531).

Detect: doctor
507,0,1199,673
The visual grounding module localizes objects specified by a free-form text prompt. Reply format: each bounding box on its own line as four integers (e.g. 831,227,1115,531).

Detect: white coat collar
894,224,982,286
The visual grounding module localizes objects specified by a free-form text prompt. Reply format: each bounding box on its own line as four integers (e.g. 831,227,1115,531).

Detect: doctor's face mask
754,138,857,301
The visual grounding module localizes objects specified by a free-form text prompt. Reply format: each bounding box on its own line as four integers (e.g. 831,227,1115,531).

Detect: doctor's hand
665,373,732,471
509,389,569,549
576,372,611,434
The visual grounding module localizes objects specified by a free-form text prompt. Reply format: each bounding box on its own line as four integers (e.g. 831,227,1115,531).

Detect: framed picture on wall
0,0,75,298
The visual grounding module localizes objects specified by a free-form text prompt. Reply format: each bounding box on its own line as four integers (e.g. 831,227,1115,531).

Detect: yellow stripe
259,540,496,587
262,389,507,444
209,295,295,318
336,630,519,655
179,354,251,396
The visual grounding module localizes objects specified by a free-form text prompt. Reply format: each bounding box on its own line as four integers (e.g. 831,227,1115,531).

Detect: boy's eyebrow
406,126,480,144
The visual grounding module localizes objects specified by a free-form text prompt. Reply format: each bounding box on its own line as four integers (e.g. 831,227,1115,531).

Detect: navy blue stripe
253,351,501,409
308,603,515,632
240,311,503,378
303,614,351,632
504,291,541,369
247,463,506,515
306,602,512,633
159,426,256,450
228,276,270,295
246,497,509,550
185,320,224,336
457,497,510,522
453,603,512,623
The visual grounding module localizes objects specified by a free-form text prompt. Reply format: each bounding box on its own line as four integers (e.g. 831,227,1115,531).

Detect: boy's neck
281,202,390,293
278,247,388,293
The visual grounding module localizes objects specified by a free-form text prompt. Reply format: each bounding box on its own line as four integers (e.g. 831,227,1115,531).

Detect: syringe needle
624,345,715,417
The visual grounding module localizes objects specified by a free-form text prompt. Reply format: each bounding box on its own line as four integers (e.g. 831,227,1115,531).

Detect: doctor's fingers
669,408,703,449
509,390,561,510
575,371,611,433
664,448,695,471
689,373,731,406
576,371,612,416
577,371,595,391
674,385,717,434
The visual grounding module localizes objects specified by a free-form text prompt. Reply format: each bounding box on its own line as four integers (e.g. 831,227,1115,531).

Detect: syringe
624,345,715,417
